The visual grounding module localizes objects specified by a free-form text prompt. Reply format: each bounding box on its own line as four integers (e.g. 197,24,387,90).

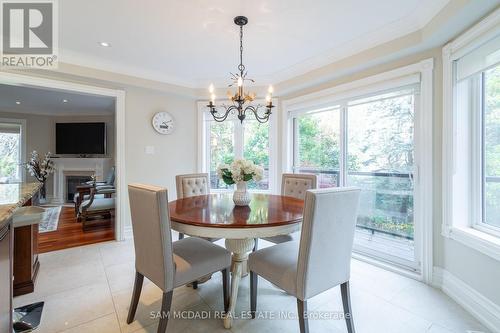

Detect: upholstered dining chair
175,173,221,289
249,187,361,333
127,183,231,333
256,173,317,249
175,173,210,241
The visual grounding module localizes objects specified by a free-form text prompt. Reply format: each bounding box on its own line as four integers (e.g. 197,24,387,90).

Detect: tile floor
14,236,491,333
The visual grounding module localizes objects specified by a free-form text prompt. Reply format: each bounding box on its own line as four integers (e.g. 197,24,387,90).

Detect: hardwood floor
38,206,115,253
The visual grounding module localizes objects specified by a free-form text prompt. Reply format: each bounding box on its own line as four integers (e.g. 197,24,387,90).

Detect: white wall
124,86,198,199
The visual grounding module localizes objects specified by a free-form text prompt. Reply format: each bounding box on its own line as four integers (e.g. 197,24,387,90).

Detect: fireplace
65,175,93,202
51,158,112,204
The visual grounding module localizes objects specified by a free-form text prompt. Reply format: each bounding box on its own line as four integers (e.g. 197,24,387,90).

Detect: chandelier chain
238,25,245,73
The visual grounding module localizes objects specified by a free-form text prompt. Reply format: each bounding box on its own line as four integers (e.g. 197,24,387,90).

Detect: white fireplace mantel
52,158,112,203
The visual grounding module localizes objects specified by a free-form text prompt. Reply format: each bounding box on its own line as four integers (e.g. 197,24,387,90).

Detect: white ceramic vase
233,181,251,206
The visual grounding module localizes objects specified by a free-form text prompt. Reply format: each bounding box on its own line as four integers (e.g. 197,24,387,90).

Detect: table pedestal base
224,238,255,329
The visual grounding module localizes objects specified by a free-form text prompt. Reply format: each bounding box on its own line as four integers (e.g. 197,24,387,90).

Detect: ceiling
59,0,451,88
0,84,115,116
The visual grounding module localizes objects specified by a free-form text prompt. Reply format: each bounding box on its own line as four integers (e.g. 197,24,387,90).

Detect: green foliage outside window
0,133,20,181
484,66,500,227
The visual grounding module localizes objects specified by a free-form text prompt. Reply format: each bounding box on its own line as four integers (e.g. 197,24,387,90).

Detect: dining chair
175,173,222,289
175,173,210,240
249,187,361,333
257,173,317,249
127,183,231,333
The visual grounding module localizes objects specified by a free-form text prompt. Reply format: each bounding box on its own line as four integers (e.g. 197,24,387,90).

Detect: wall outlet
145,146,155,155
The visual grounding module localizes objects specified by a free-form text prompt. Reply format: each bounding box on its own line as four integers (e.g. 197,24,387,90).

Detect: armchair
74,167,115,216
85,166,115,187
78,186,115,230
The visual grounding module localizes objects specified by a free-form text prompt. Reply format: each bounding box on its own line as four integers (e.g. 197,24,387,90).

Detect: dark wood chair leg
250,271,258,319
341,281,355,333
222,268,230,312
252,238,258,252
297,299,309,333
157,290,173,333
127,272,144,324
192,281,198,289
178,233,184,240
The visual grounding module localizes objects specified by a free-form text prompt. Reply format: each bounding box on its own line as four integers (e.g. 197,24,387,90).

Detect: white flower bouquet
24,151,55,199
217,159,263,185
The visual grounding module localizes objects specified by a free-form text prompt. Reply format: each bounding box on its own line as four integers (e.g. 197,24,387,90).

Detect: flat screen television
56,122,106,155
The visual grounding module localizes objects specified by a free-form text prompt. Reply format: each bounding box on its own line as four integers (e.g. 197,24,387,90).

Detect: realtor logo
1,0,58,68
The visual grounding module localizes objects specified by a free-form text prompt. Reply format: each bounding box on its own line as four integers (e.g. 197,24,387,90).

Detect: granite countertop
0,183,42,230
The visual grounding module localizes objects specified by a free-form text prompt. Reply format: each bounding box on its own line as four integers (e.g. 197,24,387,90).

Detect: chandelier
207,16,274,124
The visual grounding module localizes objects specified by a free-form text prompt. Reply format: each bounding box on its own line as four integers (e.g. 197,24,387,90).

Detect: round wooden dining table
168,193,304,329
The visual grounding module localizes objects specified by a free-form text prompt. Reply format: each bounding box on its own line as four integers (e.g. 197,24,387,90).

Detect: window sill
443,226,500,261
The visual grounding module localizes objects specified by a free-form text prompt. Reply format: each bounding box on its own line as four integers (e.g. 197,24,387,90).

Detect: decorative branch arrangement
23,151,55,199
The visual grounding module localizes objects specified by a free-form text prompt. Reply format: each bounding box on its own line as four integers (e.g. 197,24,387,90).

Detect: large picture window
289,85,419,270
483,65,500,228
202,107,276,192
442,9,500,261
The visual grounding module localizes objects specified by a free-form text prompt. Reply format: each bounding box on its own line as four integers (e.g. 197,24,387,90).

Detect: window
243,119,270,190
293,107,341,187
208,120,234,190
442,9,500,260
348,90,416,246
289,85,420,271
201,105,276,192
0,121,23,183
483,65,500,228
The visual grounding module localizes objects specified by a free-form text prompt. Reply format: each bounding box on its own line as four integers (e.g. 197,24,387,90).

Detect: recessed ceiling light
15,101,20,105
62,99,68,103
99,41,111,47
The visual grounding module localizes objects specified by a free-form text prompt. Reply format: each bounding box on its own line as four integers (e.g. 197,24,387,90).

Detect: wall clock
152,112,175,134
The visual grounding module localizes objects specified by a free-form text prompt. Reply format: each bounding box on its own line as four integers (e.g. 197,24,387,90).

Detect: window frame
197,99,278,194
282,59,434,282
442,7,500,261
289,84,421,271
0,117,26,183
476,67,500,237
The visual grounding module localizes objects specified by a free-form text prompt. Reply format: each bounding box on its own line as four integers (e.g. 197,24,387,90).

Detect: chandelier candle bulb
209,83,215,94
268,85,274,94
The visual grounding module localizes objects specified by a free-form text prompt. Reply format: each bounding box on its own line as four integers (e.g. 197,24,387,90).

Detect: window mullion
292,117,299,173
340,103,348,187
234,119,243,159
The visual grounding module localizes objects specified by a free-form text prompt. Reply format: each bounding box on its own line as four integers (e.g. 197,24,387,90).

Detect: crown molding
53,1,458,90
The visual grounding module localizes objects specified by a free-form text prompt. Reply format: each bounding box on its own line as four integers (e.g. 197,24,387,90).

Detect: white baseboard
433,267,500,333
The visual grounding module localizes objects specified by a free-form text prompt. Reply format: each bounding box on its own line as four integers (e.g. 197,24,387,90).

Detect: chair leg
252,238,258,252
157,291,173,333
297,299,309,333
250,271,258,319
341,281,355,333
222,268,230,312
178,233,184,240
127,272,144,324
